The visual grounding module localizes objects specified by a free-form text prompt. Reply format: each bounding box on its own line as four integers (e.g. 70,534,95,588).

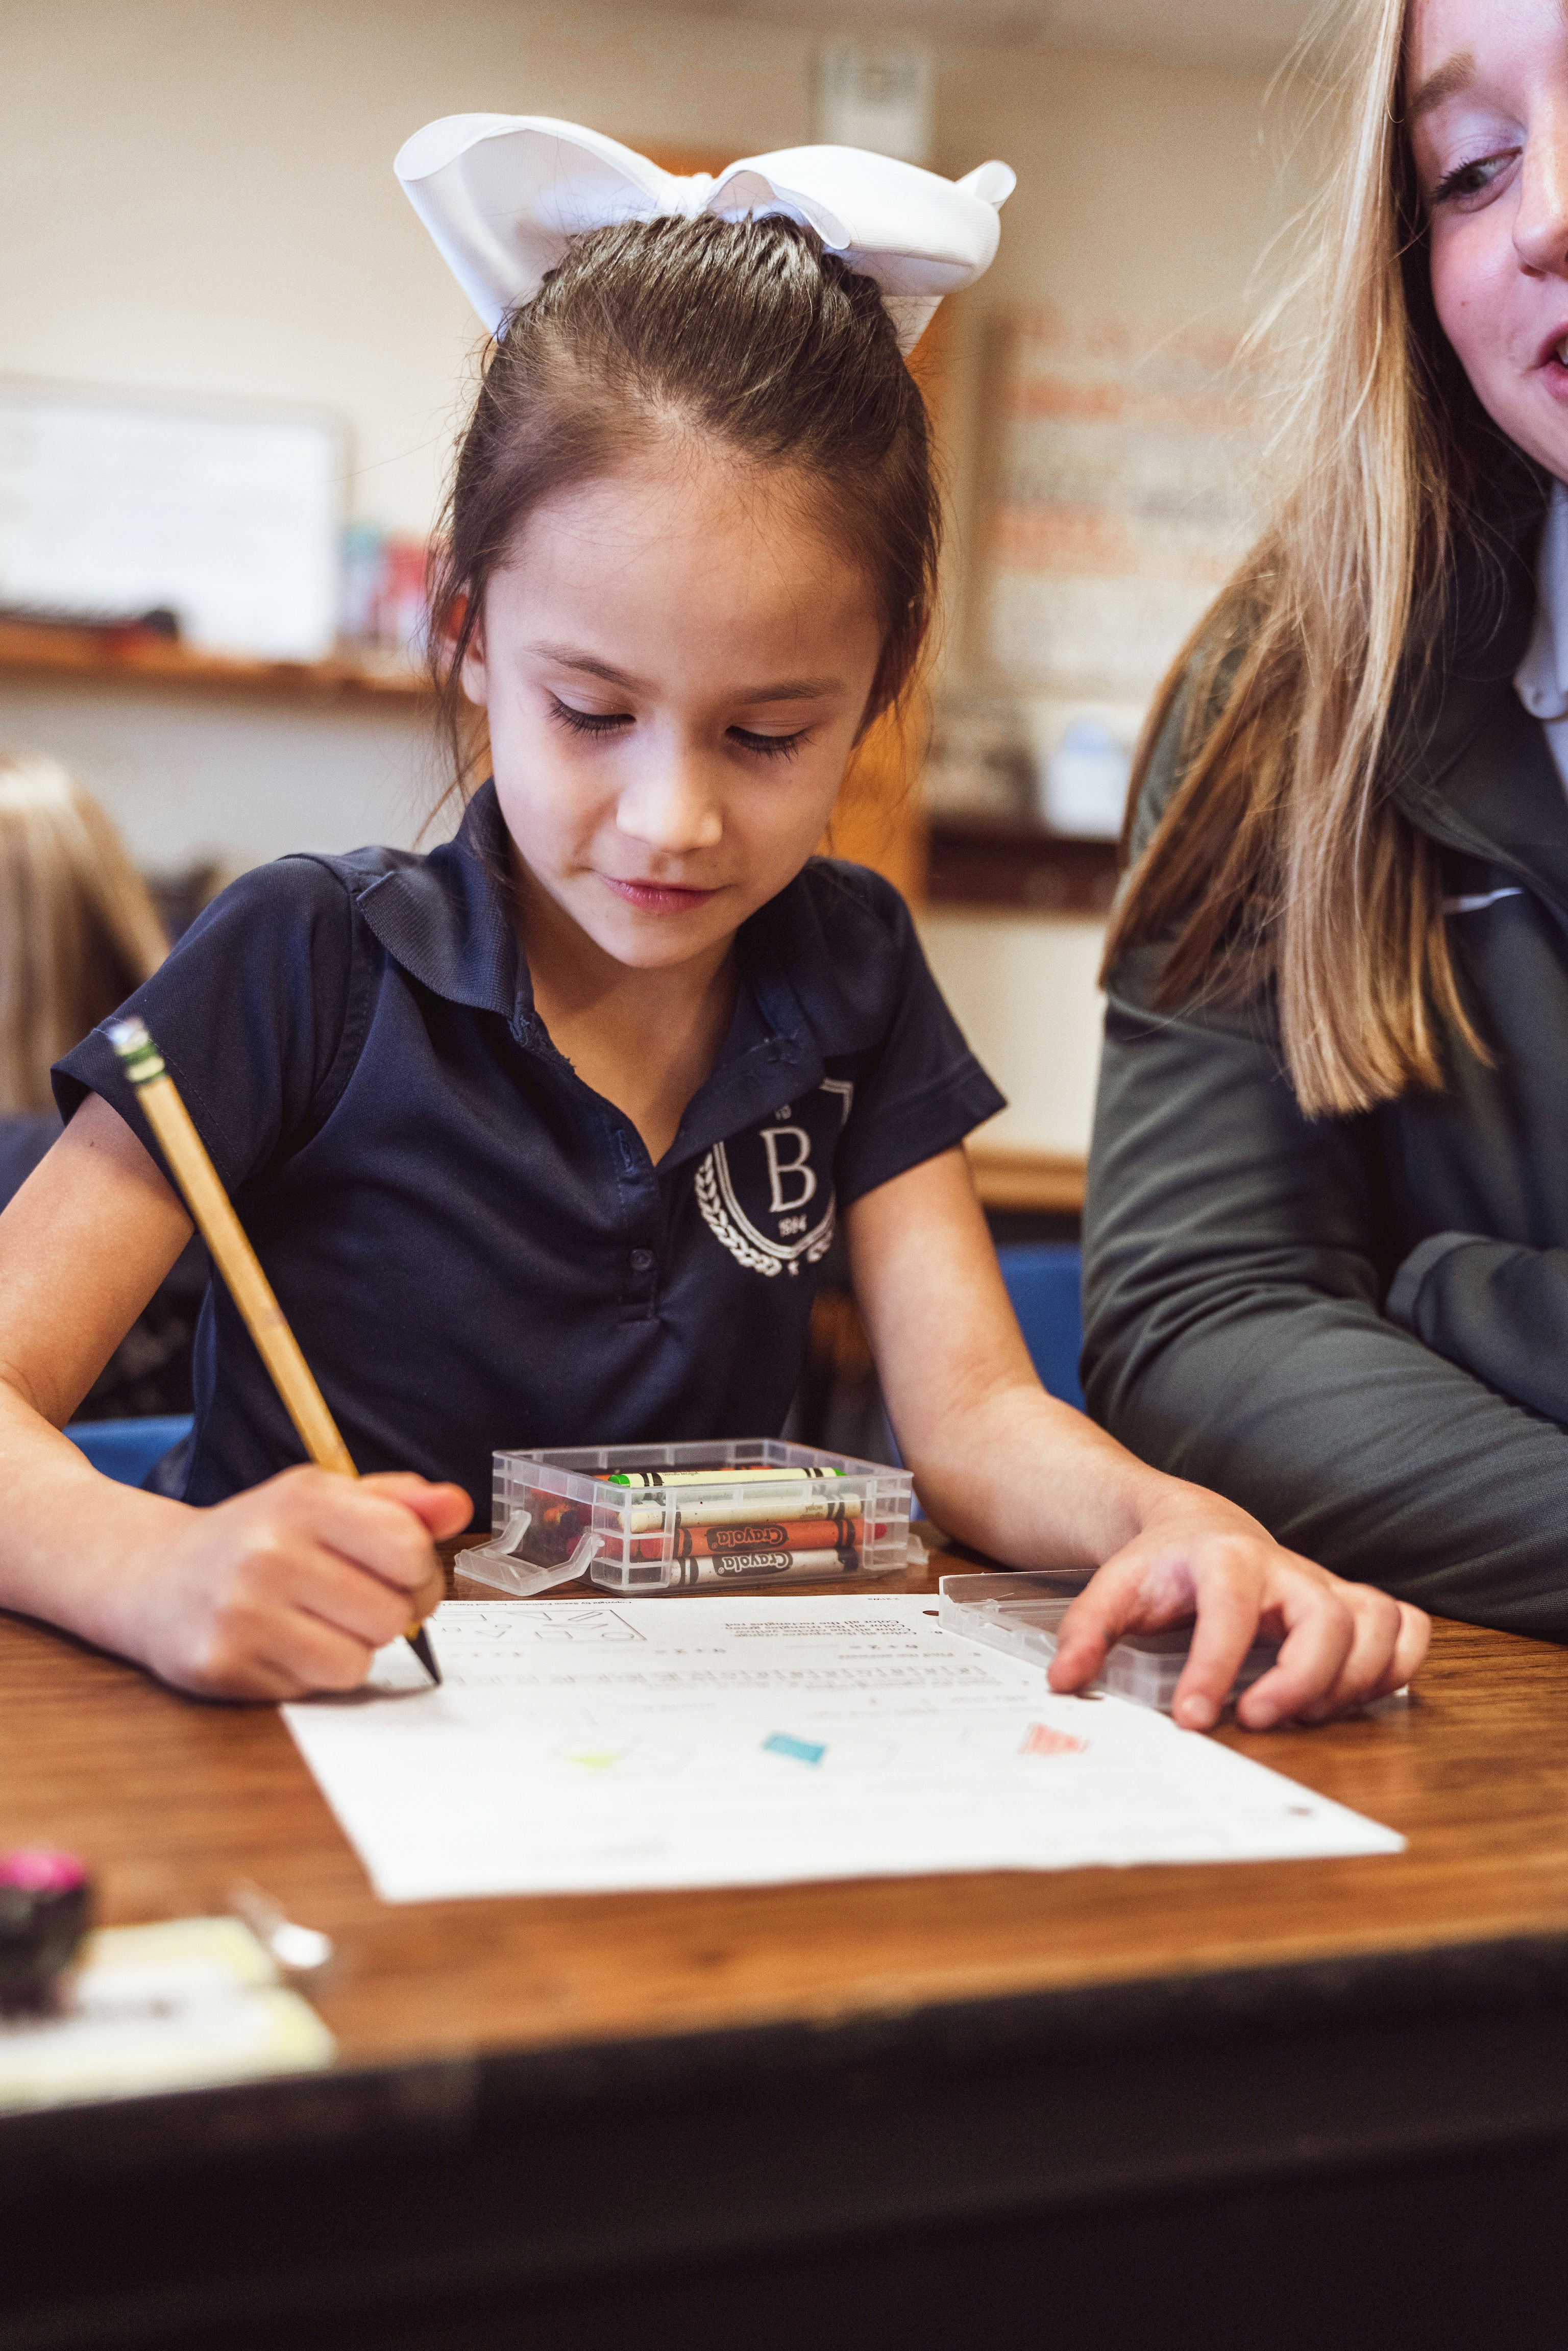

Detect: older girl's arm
846,1148,1429,1729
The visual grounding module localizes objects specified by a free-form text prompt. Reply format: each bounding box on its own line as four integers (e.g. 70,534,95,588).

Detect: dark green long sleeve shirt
1083,487,1568,1636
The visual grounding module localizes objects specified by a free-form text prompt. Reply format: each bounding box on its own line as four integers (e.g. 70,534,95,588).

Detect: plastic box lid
937,1572,1280,1715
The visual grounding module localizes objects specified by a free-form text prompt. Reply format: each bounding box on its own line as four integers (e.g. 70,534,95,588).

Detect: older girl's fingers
1389,1601,1432,1689
1233,1574,1356,1728
1167,1543,1268,1730
1297,1595,1433,1722
1047,1558,1144,1693
1050,1542,1427,1735
1292,1585,1406,1723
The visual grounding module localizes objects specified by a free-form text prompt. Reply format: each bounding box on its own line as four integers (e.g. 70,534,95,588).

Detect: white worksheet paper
282,1597,1402,1903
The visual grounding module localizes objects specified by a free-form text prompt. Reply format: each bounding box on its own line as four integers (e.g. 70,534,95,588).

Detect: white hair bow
395,114,1015,356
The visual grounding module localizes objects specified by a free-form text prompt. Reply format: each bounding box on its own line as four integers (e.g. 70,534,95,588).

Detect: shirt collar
1515,477,1568,723
1392,467,1568,911
663,870,903,1166
356,782,536,1031
355,779,897,1098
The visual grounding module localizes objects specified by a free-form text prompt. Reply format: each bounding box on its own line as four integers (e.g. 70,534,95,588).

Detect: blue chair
996,1243,1084,1411
65,1414,193,1487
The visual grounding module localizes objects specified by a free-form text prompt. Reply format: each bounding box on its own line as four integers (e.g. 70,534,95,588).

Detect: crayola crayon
631,1516,861,1563
599,1465,846,1488
625,1494,866,1533
664,1549,866,1587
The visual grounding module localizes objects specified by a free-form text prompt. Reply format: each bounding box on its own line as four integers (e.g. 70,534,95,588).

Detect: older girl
0,120,1424,1717
1087,0,1568,1631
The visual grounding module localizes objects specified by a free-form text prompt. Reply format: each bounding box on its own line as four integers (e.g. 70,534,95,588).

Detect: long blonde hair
1105,0,1502,1118
0,754,167,1115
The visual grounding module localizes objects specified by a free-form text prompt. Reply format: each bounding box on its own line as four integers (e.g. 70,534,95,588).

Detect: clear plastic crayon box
468,1439,916,1598
937,1571,1281,1715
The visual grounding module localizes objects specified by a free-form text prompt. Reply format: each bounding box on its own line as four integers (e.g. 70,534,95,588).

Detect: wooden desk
4,1549,1567,2350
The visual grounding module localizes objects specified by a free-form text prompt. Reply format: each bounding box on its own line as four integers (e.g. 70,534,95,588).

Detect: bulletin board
0,382,346,662
978,308,1266,704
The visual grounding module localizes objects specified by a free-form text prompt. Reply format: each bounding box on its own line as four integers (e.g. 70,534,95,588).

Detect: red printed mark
1019,1722,1087,1759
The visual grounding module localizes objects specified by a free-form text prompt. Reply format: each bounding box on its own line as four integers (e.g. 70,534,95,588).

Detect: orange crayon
632,1515,861,1564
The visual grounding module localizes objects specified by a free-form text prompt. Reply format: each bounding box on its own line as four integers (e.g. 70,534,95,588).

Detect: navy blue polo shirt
56,782,1004,1514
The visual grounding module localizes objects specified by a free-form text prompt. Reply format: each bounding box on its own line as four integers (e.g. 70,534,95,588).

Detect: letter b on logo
761,1126,817,1214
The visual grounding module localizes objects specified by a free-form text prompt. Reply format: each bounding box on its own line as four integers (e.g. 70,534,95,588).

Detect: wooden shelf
0,618,430,706
927,813,1119,915
967,1142,1086,1215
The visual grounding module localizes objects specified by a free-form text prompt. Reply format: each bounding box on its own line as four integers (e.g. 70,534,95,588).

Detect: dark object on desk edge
0,1849,90,2011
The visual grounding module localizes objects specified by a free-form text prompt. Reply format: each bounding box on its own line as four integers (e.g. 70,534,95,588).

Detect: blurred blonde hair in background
0,753,166,1115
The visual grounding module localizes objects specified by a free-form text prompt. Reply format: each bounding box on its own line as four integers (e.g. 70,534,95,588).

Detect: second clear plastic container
937,1571,1280,1714
468,1439,915,1597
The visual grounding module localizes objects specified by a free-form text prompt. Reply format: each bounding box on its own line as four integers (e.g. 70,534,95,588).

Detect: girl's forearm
904,1374,1183,1568
846,1158,1204,1566
0,1378,191,1653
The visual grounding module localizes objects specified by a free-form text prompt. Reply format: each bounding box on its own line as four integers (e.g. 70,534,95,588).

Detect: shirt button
629,1247,655,1272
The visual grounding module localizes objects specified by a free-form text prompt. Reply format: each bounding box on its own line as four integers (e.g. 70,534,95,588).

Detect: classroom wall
3,7,1290,1143
918,912,1107,1157
3,0,822,866
0,678,444,875
930,44,1292,638
3,0,822,543
925,45,1286,1155
5,6,1289,541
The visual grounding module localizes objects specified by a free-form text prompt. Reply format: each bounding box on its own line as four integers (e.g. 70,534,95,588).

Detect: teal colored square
763,1732,826,1767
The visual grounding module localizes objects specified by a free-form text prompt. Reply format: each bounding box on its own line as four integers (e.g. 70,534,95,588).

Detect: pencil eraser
0,1849,92,2011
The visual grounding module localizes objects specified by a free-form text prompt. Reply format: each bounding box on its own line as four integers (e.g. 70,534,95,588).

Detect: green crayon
601,1465,846,1489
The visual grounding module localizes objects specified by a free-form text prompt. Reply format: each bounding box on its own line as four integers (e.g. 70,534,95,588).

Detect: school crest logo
695,1079,852,1278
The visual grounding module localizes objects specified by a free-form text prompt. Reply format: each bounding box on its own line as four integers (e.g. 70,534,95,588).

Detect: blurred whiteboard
0,384,345,660
983,311,1265,703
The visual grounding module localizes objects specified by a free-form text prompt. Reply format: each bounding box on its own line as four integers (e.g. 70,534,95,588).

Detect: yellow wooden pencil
107,1017,440,1686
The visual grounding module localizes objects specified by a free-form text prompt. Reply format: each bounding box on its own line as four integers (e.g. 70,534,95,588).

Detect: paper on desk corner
283,1597,1403,1903
0,1917,335,2113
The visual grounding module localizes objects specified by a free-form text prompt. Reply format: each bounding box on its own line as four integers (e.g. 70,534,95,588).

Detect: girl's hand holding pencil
0,1083,470,1703
98,1018,469,1697
123,1465,463,1702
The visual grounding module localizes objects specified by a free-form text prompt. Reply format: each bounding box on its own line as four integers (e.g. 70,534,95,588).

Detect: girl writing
1086,0,1568,1632
0,120,1426,1719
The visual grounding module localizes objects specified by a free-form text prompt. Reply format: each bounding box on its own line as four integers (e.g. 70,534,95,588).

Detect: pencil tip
407,1625,442,1686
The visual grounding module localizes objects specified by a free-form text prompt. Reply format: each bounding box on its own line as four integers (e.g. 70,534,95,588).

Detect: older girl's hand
1046,1484,1430,1730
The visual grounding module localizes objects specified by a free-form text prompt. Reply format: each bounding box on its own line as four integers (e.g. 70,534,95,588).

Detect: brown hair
427,212,939,799
1104,0,1498,1119
0,753,167,1115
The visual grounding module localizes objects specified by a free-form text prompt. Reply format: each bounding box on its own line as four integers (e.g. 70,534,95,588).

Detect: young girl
0,118,1425,1723
1086,0,1568,1634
